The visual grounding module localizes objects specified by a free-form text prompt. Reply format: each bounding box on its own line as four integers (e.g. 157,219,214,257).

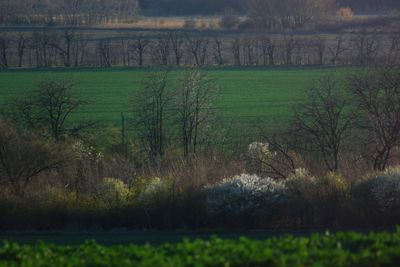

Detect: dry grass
102,16,221,30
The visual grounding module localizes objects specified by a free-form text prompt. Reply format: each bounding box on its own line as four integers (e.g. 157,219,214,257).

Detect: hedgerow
1,229,400,267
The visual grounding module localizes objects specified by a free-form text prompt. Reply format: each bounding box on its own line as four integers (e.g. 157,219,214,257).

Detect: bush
285,170,349,227
204,174,287,217
95,178,131,209
371,166,400,215
136,177,171,204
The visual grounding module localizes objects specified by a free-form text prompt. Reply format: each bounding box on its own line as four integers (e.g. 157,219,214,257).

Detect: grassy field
0,67,350,141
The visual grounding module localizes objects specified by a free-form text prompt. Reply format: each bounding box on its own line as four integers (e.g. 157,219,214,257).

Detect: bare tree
282,35,298,65
212,38,224,65
352,31,380,66
131,37,149,66
313,36,326,65
155,34,171,66
259,36,276,66
185,35,209,66
177,70,219,158
347,68,400,170
97,39,113,67
71,34,89,67
0,34,10,68
131,72,171,162
50,29,76,67
0,120,66,198
14,79,87,141
16,33,29,67
230,37,241,66
170,32,185,66
328,34,348,65
291,75,354,171
242,36,256,66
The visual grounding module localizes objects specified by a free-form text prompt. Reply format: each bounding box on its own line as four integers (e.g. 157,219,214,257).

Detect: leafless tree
16,33,29,67
155,34,171,65
14,79,88,141
347,68,400,170
212,38,224,65
131,72,171,162
230,37,241,66
259,36,276,66
71,34,89,67
242,36,256,66
0,34,10,68
352,31,380,66
312,36,326,65
177,70,219,158
170,32,185,66
185,35,209,66
131,37,149,66
97,39,113,67
282,35,298,65
328,34,348,65
291,75,354,171
50,29,76,67
0,120,66,198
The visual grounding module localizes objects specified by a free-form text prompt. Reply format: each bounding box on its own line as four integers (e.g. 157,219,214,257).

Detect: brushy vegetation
1,167,400,230
1,230,400,266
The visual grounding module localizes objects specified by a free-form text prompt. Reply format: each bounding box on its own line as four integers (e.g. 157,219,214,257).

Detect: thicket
1,230,400,266
1,66,400,231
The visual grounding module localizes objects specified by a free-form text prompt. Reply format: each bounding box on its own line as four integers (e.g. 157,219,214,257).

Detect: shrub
285,170,349,227
136,177,171,204
371,166,400,215
95,178,130,209
203,174,287,217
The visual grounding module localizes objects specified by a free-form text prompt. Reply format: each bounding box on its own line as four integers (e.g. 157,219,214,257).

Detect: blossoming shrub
95,178,131,209
136,177,171,204
352,167,400,224
371,167,400,214
203,174,287,225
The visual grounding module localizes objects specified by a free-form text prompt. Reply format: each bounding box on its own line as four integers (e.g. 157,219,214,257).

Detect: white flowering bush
137,177,170,203
371,166,400,213
72,140,103,162
246,142,276,174
203,174,287,216
95,178,130,209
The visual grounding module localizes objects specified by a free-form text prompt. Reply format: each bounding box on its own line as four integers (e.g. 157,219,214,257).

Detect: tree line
1,0,399,26
1,31,399,68
139,0,400,16
0,0,139,25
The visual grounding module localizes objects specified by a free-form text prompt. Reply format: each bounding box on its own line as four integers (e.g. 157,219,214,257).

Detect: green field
0,67,350,138
0,229,399,267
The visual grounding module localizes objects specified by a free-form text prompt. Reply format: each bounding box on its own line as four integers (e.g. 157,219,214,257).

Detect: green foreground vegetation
0,229,399,267
0,67,349,131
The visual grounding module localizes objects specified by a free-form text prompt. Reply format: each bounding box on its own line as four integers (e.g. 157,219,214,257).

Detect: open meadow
0,67,349,140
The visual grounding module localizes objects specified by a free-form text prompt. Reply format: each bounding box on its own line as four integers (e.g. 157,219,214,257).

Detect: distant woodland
0,0,399,25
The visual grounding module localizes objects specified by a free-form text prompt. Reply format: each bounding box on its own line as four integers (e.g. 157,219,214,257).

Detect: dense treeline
1,0,399,25
0,0,139,25
0,31,399,68
139,0,400,15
